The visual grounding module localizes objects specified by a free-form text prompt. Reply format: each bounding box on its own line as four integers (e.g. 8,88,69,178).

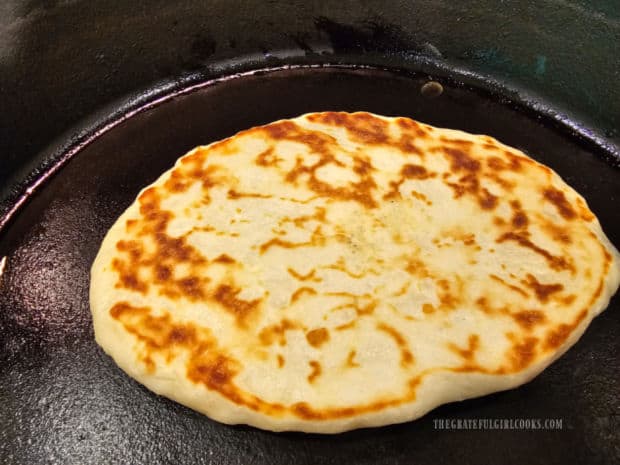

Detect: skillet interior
0,66,618,465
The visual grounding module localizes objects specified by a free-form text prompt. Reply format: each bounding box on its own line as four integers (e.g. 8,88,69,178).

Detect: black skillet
1,3,619,465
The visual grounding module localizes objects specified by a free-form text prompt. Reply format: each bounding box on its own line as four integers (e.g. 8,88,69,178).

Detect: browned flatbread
90,112,620,433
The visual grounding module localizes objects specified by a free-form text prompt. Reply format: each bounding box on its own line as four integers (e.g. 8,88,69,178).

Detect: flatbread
90,112,620,433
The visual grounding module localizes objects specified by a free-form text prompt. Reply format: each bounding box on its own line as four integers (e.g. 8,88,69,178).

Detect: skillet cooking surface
1,66,619,465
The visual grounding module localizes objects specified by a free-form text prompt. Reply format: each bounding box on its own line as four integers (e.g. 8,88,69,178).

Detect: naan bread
90,112,620,433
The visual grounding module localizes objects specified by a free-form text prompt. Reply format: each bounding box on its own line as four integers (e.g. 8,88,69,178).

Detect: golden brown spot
488,153,523,172
507,337,538,370
156,233,204,263
306,327,330,348
410,190,432,205
259,226,325,254
325,291,366,299
142,356,156,373
442,137,474,147
384,164,435,200
189,354,239,391
586,279,606,311
543,188,576,220
345,113,390,144
478,188,498,210
562,294,577,305
325,295,377,318
176,160,222,192
262,120,335,153
392,281,411,297
259,319,301,346
109,301,150,319
213,254,235,264
311,112,390,145
324,257,376,279
357,300,377,316
335,320,357,331
448,334,480,362
155,265,171,282
383,185,401,201
442,230,478,247
512,211,528,229
288,370,424,418
509,200,529,229
437,278,463,312
521,274,564,302
397,117,429,139
277,195,320,205
444,148,481,172
290,286,318,304
177,276,205,300
497,232,574,272
164,169,191,193
402,164,431,179
301,208,327,227
504,152,524,171
377,323,414,367
255,147,282,167
422,303,435,314
308,157,378,209
168,327,194,344
575,197,595,221
475,297,493,315
138,186,159,209
276,354,285,368
462,234,477,246
445,170,498,210
405,258,431,278
544,309,588,350
111,305,166,355
486,171,515,190
287,267,322,282
307,360,322,384
450,172,476,196
346,350,360,368
178,150,202,166
279,207,327,229
511,310,546,330
227,189,272,199
209,138,238,155
394,119,426,155
213,284,262,325
111,301,206,372
111,258,148,293
540,218,571,244
291,395,405,421
115,239,142,257
487,156,506,171
396,136,424,156
489,274,529,297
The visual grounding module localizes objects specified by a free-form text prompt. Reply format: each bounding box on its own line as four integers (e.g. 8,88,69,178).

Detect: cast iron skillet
1,63,619,465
